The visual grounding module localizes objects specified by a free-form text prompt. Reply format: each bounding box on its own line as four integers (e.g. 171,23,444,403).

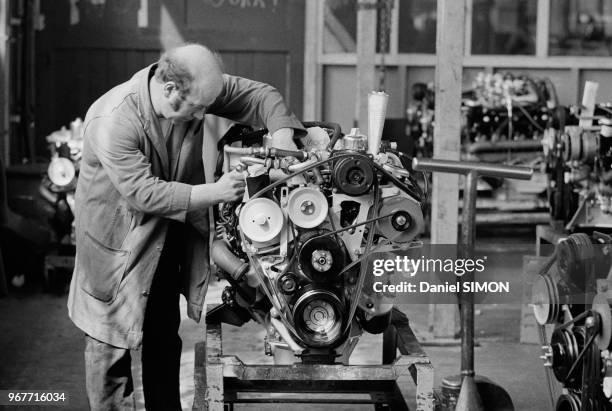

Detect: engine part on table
211,120,425,365
561,126,598,162
286,187,328,228
545,104,612,230
532,274,561,325
376,196,424,243
47,157,76,188
292,286,346,348
592,292,612,350
332,156,374,196
238,197,284,246
298,230,346,282
549,327,586,388
533,232,612,410
557,233,595,290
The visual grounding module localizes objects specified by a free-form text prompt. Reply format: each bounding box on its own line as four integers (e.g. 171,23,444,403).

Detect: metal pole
413,157,531,410
460,170,478,377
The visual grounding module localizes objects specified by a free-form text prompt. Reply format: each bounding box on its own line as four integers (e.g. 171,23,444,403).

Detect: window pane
323,0,357,53
398,0,437,53
471,0,537,55
549,0,612,56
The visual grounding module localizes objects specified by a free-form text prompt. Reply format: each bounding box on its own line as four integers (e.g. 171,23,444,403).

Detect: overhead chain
377,0,393,92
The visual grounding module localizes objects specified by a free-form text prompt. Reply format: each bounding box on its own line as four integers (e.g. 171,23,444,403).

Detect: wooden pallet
193,306,434,410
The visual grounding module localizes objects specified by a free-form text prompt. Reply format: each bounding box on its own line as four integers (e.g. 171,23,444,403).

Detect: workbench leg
412,363,435,411
205,360,224,411
192,341,207,411
205,322,225,411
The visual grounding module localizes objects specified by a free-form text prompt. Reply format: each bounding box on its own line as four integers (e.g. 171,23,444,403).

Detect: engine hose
299,121,342,150
250,152,419,202
249,153,359,201
211,240,249,281
269,148,308,161
287,156,319,172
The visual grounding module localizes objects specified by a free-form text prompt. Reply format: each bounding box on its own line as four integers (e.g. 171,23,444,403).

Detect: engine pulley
550,327,585,388
332,156,374,196
555,393,581,411
292,286,346,348
286,187,328,229
47,157,76,187
298,231,346,281
592,292,612,350
557,233,594,292
376,196,424,243
239,198,284,246
532,274,560,325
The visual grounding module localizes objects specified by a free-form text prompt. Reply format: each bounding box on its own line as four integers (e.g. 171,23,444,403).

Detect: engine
462,72,556,143
532,232,612,410
210,120,424,364
544,104,612,230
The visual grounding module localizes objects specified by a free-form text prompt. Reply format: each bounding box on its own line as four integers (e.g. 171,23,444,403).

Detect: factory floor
0,229,555,411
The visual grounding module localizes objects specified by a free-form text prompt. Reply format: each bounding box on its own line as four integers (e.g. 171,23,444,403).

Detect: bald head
154,44,223,98
152,44,224,122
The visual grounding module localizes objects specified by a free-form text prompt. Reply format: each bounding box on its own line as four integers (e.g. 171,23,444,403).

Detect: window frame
317,0,612,68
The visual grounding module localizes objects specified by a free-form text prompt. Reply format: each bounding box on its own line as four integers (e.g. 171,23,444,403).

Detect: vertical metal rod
460,171,478,376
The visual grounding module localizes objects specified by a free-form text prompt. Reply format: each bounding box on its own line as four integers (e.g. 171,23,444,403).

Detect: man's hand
214,170,247,202
270,127,298,150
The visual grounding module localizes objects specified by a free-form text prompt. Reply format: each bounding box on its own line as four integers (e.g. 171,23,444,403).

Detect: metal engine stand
193,305,434,410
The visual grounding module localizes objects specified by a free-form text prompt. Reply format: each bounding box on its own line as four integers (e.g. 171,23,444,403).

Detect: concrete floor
0,232,557,411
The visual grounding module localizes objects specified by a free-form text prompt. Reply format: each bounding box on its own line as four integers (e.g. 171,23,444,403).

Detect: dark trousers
84,243,182,411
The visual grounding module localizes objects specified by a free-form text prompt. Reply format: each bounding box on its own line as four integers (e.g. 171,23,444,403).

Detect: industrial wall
29,0,305,160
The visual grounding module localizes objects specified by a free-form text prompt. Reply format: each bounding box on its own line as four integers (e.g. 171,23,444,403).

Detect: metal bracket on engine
330,193,373,261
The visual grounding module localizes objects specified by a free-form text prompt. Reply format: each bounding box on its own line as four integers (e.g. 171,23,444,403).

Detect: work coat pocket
80,231,130,303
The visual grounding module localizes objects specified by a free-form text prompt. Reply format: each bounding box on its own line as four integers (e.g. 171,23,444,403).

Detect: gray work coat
67,65,304,349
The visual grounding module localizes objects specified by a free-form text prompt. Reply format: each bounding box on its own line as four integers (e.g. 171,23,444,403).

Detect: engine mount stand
193,305,435,410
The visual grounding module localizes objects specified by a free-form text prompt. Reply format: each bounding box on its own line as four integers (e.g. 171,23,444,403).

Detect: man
67,44,305,410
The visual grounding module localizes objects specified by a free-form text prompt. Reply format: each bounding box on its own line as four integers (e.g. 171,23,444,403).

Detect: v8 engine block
210,121,424,364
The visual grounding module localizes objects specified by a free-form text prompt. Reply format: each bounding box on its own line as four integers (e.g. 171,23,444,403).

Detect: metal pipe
461,170,478,377
466,140,543,154
239,156,266,165
412,157,533,180
413,157,532,402
287,156,317,172
224,146,263,155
